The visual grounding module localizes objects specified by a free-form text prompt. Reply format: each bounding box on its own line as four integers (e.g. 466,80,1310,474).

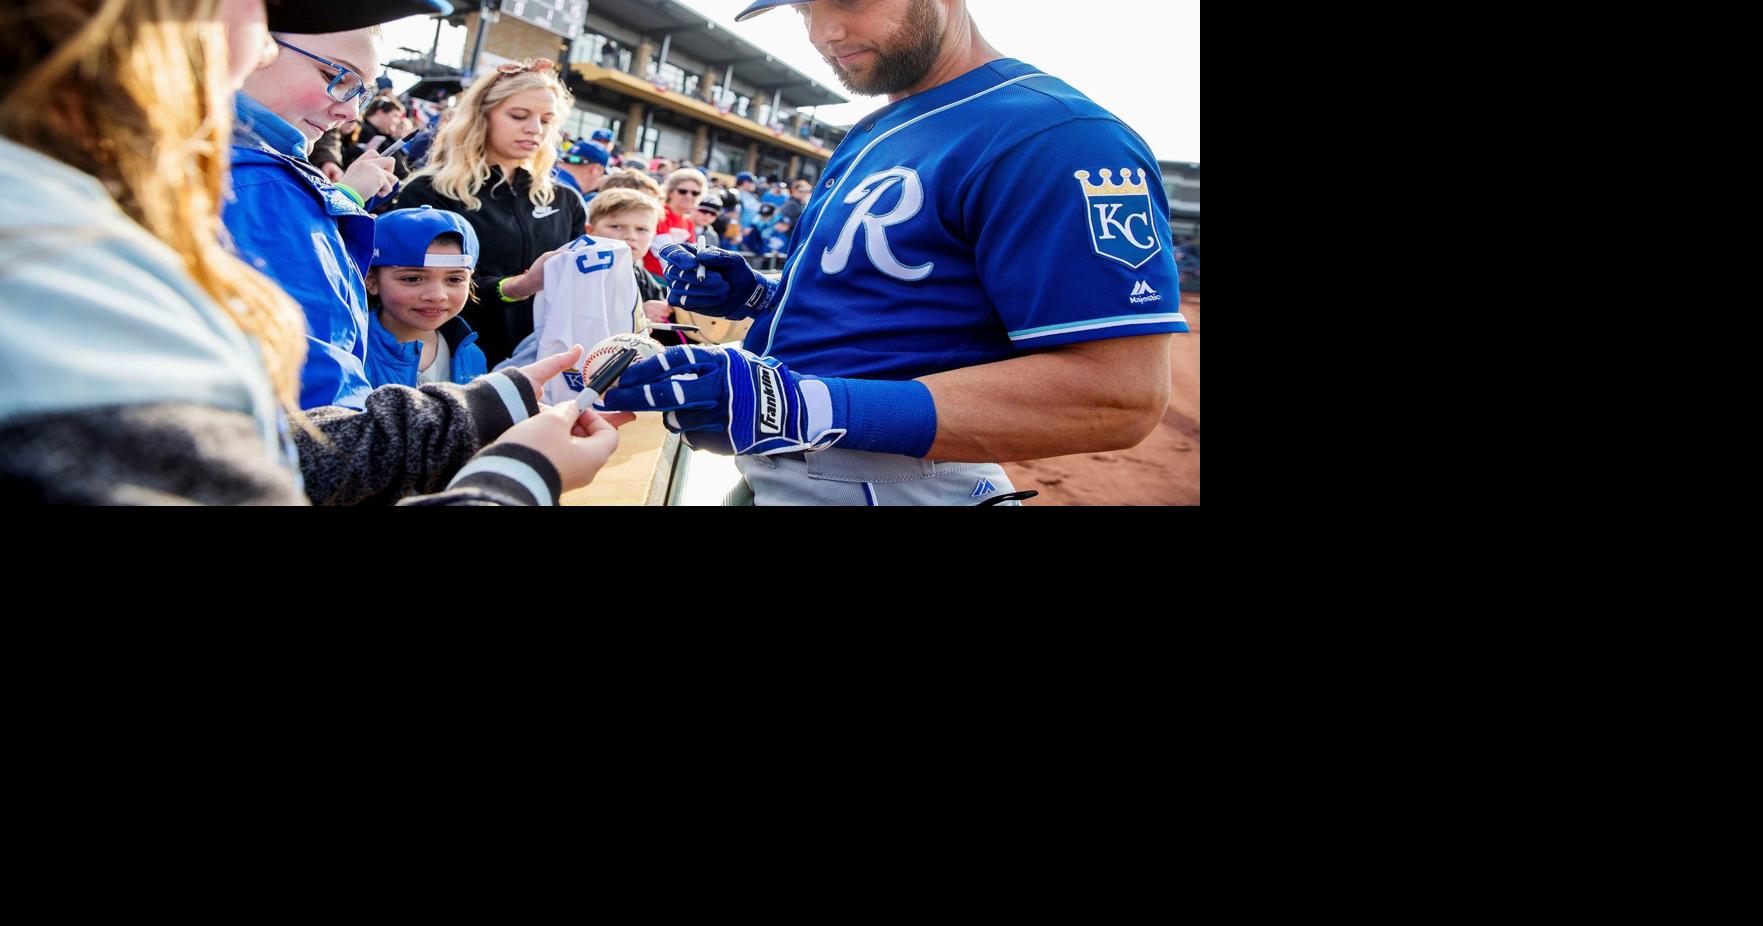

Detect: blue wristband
817,377,938,458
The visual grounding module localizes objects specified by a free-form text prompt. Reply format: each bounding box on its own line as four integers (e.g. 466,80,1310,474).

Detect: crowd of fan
312,88,815,279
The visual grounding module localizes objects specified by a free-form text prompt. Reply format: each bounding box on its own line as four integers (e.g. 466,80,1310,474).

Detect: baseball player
597,0,1189,505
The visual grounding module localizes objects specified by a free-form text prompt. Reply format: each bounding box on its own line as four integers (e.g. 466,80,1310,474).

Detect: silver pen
378,128,422,159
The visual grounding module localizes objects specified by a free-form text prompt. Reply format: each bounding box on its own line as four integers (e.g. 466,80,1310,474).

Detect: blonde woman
0,0,631,506
648,168,708,277
389,58,588,367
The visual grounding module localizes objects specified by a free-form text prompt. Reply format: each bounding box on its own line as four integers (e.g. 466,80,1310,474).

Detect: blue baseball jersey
750,58,1188,381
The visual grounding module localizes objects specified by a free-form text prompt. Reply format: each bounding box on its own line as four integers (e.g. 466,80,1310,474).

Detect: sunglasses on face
672,188,702,196
274,39,370,111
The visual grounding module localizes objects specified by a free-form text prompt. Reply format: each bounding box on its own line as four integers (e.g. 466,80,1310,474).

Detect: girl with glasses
224,26,403,409
652,168,708,274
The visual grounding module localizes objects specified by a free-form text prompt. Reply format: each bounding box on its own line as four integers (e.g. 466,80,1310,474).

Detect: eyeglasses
672,187,702,196
273,39,370,111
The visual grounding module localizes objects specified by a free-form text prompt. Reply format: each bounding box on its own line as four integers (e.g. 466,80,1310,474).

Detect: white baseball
580,332,660,389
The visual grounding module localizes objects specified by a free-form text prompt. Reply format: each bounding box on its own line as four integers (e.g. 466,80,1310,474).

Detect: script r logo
821,167,933,282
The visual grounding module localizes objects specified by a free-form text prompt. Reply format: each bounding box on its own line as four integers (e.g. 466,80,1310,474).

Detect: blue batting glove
658,243,778,320
595,344,942,459
596,344,843,456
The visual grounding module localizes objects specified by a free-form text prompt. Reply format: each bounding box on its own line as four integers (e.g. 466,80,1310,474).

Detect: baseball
580,332,660,390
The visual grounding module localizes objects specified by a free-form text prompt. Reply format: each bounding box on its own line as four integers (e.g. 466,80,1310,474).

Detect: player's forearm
918,334,1173,462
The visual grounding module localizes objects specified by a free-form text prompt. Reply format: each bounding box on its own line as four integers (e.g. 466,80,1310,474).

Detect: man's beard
825,0,945,96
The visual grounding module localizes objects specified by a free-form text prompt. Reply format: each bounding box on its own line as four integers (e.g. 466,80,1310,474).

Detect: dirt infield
1001,292,1200,505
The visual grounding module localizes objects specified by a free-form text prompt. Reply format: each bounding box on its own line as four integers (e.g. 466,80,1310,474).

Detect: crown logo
1074,168,1149,197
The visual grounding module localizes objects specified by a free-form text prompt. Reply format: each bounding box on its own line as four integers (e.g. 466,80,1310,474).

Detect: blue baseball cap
564,142,610,166
590,128,614,143
736,171,757,185
735,0,802,22
371,206,479,269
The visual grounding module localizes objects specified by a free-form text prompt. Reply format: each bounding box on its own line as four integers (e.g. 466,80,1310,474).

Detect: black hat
267,1,453,34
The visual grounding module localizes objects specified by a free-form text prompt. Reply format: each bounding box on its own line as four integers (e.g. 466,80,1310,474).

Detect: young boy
691,193,724,250
364,206,489,387
585,189,685,346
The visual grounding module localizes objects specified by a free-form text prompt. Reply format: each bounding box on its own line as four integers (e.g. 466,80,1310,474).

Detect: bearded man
600,0,1189,506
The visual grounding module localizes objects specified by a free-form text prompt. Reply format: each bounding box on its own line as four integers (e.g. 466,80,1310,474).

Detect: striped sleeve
461,370,539,444
440,442,563,507
296,371,540,505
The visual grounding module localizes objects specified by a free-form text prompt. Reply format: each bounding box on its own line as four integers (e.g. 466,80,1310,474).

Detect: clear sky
382,1,1199,164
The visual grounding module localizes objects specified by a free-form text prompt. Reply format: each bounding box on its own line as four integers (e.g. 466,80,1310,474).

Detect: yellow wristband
497,277,522,302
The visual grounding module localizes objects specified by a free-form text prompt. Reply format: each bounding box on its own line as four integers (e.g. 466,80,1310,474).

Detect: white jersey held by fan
533,235,642,404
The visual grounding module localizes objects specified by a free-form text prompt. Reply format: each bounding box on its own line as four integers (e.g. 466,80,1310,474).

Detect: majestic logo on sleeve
1074,168,1162,269
821,167,933,282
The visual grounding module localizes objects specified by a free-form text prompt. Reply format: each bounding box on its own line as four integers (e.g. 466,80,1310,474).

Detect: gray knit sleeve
0,373,554,506
0,403,306,505
296,371,540,505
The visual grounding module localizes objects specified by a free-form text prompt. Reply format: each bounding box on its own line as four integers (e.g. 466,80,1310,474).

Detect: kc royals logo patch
1074,168,1162,269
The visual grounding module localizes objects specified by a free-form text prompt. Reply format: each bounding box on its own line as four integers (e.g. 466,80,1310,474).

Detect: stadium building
1159,160,1200,240
390,0,851,184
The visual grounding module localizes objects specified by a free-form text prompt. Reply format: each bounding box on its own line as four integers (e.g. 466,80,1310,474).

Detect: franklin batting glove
658,243,778,320
595,344,939,458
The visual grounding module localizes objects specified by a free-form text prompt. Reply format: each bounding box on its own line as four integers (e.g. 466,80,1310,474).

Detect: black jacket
389,167,587,366
340,123,411,177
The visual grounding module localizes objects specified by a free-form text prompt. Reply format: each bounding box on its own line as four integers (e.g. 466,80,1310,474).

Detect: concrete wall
464,15,569,70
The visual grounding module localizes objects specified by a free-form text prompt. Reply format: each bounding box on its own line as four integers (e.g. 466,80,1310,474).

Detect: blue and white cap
371,206,479,269
565,141,610,165
735,0,802,22
590,128,614,143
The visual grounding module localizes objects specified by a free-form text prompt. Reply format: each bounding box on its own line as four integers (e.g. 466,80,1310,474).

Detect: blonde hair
599,167,663,199
662,168,708,198
588,188,664,228
408,60,572,211
0,0,307,409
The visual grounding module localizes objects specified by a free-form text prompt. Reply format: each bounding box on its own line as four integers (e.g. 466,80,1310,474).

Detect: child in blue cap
364,206,490,387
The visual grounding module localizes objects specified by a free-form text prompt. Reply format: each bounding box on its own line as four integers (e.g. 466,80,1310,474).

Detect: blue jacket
366,311,488,388
223,93,376,410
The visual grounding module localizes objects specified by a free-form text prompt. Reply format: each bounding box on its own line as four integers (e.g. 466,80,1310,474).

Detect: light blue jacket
0,136,296,479
366,311,489,388
223,93,376,411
